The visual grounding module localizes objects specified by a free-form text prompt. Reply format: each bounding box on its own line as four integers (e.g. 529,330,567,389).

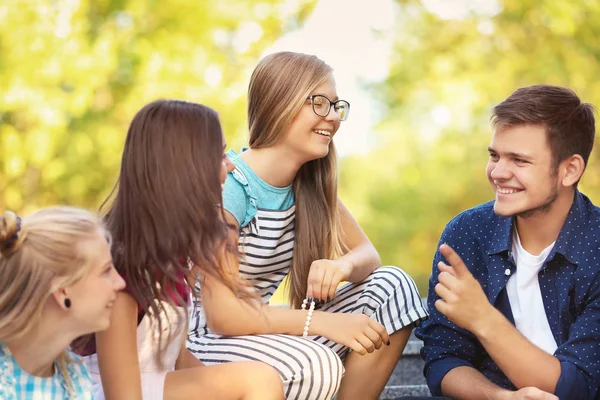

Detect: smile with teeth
314,129,331,137
497,187,522,195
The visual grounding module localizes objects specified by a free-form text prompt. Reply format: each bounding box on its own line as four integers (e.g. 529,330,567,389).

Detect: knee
293,343,344,397
370,266,417,289
319,346,344,390
251,363,284,389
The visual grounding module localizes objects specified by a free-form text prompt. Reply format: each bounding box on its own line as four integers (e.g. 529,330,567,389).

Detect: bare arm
200,211,389,354
95,292,142,400
436,245,561,393
474,308,561,393
441,366,512,400
335,199,381,283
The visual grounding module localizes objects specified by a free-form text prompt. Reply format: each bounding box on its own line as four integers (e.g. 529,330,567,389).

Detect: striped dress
0,343,92,400
187,152,428,400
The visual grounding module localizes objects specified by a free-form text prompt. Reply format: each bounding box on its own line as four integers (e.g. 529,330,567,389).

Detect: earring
64,298,71,308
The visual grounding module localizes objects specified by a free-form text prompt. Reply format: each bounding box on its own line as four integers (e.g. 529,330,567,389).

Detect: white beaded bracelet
301,298,316,337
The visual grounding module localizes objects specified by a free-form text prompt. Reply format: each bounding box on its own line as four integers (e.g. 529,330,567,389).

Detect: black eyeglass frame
306,95,351,121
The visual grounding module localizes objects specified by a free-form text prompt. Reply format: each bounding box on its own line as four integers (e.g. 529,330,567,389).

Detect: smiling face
280,75,342,163
66,231,125,334
486,124,561,218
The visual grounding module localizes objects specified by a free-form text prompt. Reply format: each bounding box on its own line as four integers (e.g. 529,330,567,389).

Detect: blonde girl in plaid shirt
0,207,125,399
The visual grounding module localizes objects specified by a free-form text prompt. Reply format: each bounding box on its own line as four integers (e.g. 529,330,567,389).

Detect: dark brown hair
492,84,596,173
101,100,251,345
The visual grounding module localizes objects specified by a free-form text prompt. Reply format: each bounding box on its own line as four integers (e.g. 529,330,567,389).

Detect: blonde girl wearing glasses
187,51,428,400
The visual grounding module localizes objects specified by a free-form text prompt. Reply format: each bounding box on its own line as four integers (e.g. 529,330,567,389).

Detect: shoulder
222,150,258,227
222,171,253,227
443,201,498,234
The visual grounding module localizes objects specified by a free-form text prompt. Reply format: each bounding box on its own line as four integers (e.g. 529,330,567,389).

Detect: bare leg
164,361,284,400
337,326,413,400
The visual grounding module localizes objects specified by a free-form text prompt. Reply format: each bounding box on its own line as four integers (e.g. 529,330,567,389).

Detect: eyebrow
487,147,534,160
313,93,340,101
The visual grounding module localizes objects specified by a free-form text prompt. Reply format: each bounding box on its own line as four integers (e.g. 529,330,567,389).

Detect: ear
50,277,70,311
560,154,585,187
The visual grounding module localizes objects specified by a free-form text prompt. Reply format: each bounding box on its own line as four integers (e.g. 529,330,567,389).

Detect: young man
416,85,599,400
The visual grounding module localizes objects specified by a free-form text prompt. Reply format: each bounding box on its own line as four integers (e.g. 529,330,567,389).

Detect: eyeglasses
306,95,350,121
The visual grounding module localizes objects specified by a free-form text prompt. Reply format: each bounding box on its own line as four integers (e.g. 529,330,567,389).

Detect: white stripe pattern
189,187,428,399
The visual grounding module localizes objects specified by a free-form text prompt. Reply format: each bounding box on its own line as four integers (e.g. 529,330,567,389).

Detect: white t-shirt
506,230,558,355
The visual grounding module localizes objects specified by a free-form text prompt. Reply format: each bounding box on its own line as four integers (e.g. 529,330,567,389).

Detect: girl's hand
306,259,352,303
310,311,389,355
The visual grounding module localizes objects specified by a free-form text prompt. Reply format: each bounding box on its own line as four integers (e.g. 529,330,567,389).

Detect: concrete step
382,328,430,396
379,384,431,399
387,338,426,386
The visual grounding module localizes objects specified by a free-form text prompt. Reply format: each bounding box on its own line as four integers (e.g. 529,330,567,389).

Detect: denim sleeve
415,218,485,396
553,276,600,400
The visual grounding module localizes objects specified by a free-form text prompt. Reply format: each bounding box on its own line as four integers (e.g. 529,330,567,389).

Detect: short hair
491,84,596,169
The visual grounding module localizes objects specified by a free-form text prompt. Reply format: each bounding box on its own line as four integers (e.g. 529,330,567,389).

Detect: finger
306,264,320,302
434,282,457,303
363,326,384,350
327,272,343,302
438,270,459,289
311,264,324,303
368,318,390,346
355,334,376,354
320,269,334,303
305,278,313,302
434,298,450,317
437,261,456,276
439,244,469,277
349,339,367,355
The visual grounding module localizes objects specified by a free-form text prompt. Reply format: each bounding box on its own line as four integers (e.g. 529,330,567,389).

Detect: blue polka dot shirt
416,190,600,399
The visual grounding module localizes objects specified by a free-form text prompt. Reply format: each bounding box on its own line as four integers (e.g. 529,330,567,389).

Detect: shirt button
505,268,511,276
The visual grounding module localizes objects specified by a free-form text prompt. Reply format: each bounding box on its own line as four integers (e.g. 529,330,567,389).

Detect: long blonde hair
248,52,347,308
0,207,107,396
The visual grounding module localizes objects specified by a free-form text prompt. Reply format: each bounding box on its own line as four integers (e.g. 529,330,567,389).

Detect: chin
493,203,519,217
96,321,111,332
315,146,331,159
92,315,112,332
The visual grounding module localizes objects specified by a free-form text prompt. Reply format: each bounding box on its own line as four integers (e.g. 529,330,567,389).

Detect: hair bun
0,210,22,254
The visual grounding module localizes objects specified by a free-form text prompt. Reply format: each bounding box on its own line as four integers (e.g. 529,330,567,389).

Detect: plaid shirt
0,342,92,400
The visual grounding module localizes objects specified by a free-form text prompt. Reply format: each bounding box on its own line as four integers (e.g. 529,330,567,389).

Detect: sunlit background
2,0,599,296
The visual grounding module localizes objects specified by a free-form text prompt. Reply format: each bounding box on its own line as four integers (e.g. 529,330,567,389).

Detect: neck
5,308,77,377
515,189,575,255
241,146,304,187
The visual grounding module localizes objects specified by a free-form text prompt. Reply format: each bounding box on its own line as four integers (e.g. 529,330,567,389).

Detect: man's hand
434,244,497,335
503,387,558,400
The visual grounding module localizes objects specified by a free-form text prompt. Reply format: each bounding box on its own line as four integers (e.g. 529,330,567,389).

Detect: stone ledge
379,384,431,399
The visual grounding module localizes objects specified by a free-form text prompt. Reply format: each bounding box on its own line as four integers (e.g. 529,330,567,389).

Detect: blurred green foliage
0,0,316,212
339,0,600,293
2,0,599,295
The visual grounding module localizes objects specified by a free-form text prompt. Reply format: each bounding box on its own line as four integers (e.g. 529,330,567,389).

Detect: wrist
489,388,513,400
307,310,326,336
333,258,352,281
472,305,503,340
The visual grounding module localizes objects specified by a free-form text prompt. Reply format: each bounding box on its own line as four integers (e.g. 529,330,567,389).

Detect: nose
224,155,235,172
326,107,341,123
489,158,511,181
113,271,126,291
